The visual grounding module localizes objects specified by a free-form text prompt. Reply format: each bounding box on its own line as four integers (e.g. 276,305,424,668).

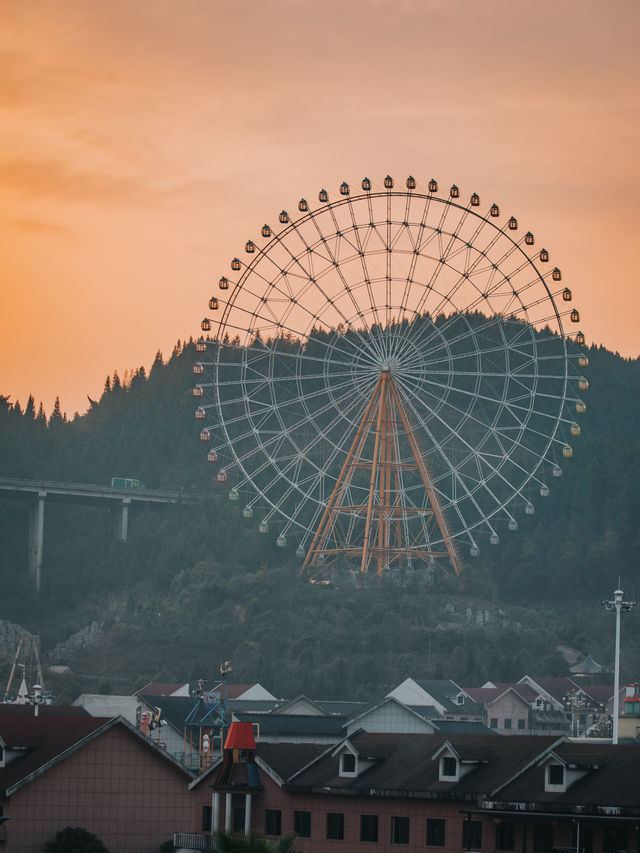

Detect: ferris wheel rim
198,177,584,559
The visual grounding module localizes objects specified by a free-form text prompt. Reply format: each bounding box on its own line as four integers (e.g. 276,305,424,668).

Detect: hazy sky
2,0,639,416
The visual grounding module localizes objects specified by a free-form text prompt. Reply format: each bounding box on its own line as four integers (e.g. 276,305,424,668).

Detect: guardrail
173,833,216,851
0,476,185,499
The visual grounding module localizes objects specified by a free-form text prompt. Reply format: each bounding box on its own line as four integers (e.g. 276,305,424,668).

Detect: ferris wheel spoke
396,387,495,531
344,196,385,328
396,370,540,484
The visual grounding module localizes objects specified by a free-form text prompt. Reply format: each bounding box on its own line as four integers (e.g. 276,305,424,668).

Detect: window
327,812,344,840
202,806,212,833
341,752,356,774
603,828,628,853
361,814,379,842
548,764,564,785
496,822,516,851
427,818,446,847
504,717,512,730
441,756,457,778
265,809,282,836
533,824,553,853
462,819,482,850
490,717,498,729
517,718,526,730
391,816,410,845
294,811,311,838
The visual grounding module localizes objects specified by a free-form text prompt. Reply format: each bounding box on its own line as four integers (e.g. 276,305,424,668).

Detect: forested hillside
0,340,638,702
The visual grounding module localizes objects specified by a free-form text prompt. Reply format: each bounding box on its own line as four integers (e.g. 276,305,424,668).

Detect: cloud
10,218,69,234
0,156,228,208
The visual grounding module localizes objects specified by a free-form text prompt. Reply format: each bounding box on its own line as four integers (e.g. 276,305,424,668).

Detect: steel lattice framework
194,176,588,585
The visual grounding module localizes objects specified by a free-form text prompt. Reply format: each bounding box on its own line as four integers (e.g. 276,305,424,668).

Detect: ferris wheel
194,176,588,584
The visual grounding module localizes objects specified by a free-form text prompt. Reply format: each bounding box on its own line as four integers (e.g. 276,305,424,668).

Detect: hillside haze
0,338,638,702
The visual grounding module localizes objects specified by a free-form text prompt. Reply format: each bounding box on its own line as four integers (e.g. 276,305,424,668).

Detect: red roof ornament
224,721,256,751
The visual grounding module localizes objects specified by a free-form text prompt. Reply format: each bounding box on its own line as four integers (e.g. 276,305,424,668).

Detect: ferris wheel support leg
360,372,388,581
387,378,461,576
302,374,383,575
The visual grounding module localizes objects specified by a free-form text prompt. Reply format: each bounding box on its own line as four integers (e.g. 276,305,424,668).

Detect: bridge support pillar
28,491,46,593
113,498,131,542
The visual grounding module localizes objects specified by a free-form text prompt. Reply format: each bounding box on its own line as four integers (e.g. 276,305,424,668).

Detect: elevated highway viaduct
0,477,199,592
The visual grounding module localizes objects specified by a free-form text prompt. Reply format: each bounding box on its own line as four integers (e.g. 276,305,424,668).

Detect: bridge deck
0,477,198,505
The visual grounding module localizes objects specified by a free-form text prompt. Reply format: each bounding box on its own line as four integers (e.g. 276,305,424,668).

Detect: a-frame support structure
302,370,461,586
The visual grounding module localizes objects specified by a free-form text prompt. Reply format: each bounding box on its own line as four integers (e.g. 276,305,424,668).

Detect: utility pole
602,583,636,743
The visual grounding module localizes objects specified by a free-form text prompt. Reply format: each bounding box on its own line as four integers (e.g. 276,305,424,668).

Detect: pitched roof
570,655,603,674
413,680,482,715
346,697,438,730
285,731,560,797
234,712,345,738
137,682,190,697
579,684,614,705
431,720,498,735
0,704,89,717
493,741,640,810
519,677,576,703
464,684,538,706
0,714,192,796
257,742,330,782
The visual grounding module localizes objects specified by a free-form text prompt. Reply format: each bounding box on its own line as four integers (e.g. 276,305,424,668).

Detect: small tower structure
209,722,262,835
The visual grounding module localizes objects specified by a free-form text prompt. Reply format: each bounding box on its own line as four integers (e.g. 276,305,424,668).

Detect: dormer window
546,763,566,792
340,751,357,777
440,756,458,780
456,693,465,705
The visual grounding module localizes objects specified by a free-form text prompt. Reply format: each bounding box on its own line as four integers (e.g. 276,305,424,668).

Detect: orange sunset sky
1,0,639,417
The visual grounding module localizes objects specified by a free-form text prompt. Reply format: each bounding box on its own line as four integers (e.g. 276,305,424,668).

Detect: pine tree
24,395,36,419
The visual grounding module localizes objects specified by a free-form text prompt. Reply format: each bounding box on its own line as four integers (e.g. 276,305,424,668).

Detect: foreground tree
43,825,109,853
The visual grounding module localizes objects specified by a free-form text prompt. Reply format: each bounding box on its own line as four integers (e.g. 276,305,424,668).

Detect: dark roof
579,684,614,705
520,677,576,702
257,742,329,781
0,704,89,717
285,732,560,797
228,699,280,713
570,655,603,674
314,701,368,716
405,705,441,721
464,685,537,706
141,695,199,732
234,713,344,738
494,741,640,810
413,680,482,715
192,741,329,790
431,720,498,735
0,713,193,797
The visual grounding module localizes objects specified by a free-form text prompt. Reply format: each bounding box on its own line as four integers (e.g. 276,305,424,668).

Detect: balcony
173,832,215,851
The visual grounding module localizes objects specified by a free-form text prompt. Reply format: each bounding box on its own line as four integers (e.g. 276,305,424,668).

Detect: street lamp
602,583,637,743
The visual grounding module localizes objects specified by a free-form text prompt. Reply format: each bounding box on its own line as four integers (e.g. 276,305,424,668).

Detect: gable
386,679,446,714
273,697,325,716
345,699,436,736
